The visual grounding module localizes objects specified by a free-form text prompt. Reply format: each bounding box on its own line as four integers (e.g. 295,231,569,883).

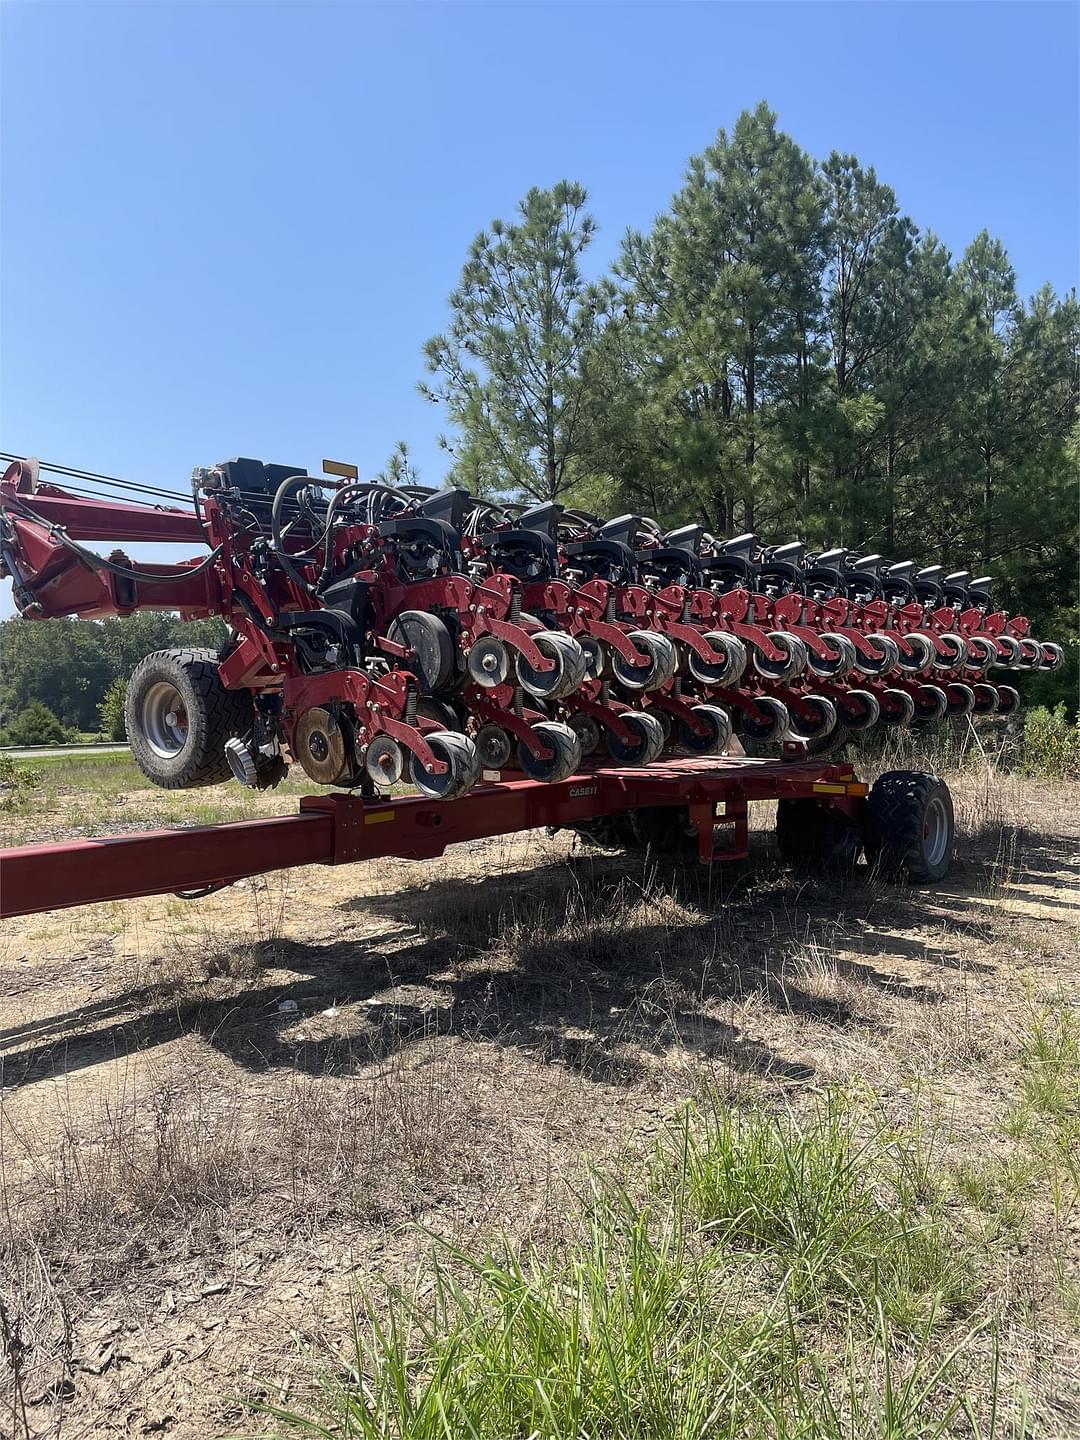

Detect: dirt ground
1,765,1078,1438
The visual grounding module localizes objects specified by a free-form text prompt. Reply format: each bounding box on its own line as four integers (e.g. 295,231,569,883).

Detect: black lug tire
863,770,954,884
776,798,861,873
125,648,252,790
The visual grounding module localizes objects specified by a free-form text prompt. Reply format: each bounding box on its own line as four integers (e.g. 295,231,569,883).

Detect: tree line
1,102,1074,728
0,613,224,739
422,102,1077,703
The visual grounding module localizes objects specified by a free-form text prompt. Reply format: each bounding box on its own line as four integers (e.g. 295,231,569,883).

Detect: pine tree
421,182,614,501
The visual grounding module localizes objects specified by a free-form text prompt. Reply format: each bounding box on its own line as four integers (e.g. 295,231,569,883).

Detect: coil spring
509,590,521,623
405,686,418,724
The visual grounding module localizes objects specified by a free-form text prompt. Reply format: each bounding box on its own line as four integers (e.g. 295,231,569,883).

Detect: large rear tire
864,770,954,883
125,648,252,789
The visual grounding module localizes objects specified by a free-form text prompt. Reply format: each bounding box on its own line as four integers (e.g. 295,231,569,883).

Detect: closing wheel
963,635,996,674
864,770,954,883
880,689,916,728
851,634,899,677
787,695,838,743
806,633,854,679
677,703,732,756
931,632,968,672
777,799,861,873
994,684,1020,716
741,696,790,744
610,631,678,692
364,734,405,786
972,682,999,716
410,731,481,800
895,633,936,674
836,688,881,732
604,710,666,765
911,684,949,723
466,636,512,688
387,611,455,694
475,722,513,770
567,711,602,756
516,632,587,700
687,632,747,686
516,721,583,782
946,682,976,718
992,634,1022,668
752,632,807,682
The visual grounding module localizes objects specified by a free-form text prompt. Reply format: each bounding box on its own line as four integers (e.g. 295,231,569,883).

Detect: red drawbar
0,757,867,919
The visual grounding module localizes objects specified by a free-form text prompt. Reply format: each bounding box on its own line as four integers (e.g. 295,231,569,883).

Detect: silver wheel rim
142,681,189,759
923,795,950,869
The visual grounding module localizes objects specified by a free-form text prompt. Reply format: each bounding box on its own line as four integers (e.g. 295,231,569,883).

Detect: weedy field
0,745,1077,1439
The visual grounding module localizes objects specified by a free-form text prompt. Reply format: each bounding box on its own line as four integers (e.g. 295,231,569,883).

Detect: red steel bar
0,757,866,920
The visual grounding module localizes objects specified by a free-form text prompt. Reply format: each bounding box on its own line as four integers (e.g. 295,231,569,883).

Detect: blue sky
1,1,1077,617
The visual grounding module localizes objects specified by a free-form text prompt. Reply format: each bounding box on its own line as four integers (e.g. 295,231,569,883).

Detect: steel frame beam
0,757,868,920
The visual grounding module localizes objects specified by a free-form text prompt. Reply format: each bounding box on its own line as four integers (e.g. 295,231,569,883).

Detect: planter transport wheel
126,648,253,789
517,721,583,782
864,770,955,882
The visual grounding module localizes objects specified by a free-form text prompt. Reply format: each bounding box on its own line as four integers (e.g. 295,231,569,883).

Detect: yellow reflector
812,781,869,797
364,810,395,825
323,458,359,481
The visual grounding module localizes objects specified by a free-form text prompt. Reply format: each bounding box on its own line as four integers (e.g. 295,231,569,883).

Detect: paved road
1,744,130,760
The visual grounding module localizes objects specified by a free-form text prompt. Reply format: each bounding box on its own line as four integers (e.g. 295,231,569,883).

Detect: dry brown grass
1,758,1077,1437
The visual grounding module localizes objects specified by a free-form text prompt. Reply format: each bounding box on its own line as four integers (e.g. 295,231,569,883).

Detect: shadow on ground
3,822,1072,1093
